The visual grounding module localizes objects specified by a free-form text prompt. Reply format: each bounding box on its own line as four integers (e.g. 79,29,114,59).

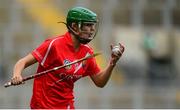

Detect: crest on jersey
64,59,72,70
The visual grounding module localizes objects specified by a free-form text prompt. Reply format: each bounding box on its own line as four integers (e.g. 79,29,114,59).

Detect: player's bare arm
11,53,37,85
90,43,125,88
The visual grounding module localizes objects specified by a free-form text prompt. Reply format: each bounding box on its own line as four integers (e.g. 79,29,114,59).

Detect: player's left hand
110,43,125,66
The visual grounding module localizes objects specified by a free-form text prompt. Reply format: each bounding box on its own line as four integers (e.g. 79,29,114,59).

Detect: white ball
112,46,120,56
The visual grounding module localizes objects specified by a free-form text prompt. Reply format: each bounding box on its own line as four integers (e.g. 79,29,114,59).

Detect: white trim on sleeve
41,37,61,66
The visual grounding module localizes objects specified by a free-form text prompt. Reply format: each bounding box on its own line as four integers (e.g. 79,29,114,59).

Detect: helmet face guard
66,7,99,44
68,21,99,44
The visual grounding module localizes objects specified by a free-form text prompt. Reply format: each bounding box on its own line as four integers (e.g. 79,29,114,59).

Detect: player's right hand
11,74,24,85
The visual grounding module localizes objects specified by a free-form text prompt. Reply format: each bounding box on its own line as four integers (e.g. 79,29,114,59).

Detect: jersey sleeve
31,39,56,68
85,53,101,76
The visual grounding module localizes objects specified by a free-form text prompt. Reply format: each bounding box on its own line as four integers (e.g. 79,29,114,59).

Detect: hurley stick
4,52,101,88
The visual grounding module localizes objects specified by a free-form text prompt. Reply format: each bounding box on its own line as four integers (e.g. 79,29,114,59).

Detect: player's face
79,22,97,39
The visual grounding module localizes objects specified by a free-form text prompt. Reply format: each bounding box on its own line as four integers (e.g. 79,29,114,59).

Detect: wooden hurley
4,52,101,88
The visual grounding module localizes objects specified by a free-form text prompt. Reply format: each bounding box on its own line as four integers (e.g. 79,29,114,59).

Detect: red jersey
30,32,100,109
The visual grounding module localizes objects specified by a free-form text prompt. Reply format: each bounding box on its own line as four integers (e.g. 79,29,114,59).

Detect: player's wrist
109,59,116,67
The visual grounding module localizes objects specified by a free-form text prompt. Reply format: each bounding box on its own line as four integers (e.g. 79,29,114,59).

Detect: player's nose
90,25,95,31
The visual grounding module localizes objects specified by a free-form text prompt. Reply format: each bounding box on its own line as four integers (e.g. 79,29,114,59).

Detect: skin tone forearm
11,53,37,85
90,57,118,88
13,59,28,76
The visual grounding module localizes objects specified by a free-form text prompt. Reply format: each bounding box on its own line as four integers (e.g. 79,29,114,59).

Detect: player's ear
71,23,78,31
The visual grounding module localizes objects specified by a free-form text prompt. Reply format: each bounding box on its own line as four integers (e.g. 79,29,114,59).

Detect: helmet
66,7,98,44
67,7,97,26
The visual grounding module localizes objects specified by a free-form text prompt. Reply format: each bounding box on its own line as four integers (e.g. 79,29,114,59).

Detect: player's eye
83,23,96,27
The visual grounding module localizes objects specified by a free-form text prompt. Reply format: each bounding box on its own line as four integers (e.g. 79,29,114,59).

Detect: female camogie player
10,7,124,109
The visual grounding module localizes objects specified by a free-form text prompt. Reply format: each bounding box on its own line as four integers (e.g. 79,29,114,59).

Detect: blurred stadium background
0,0,180,109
